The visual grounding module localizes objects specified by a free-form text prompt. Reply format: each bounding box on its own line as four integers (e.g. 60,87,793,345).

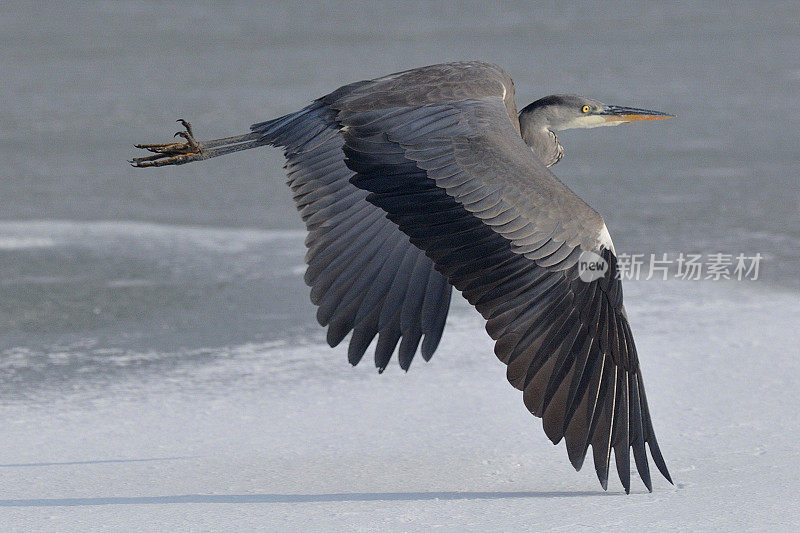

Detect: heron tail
250,100,340,153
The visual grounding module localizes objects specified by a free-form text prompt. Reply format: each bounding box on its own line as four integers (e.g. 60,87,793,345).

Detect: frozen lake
1,2,799,531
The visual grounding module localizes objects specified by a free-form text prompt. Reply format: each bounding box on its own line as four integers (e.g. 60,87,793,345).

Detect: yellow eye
581,105,591,113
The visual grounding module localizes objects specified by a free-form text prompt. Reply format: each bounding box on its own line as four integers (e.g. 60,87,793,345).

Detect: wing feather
252,100,453,371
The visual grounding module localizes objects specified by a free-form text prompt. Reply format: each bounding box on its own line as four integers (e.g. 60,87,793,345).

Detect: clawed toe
129,152,198,167
174,131,200,151
177,119,195,139
131,119,205,167
134,141,187,154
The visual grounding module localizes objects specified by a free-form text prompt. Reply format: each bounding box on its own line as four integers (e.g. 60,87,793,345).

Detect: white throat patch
563,115,622,130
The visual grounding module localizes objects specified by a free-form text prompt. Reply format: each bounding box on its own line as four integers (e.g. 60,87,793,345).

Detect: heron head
520,94,674,131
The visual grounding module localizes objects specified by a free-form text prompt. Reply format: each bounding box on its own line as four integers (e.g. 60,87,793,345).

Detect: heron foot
130,119,206,167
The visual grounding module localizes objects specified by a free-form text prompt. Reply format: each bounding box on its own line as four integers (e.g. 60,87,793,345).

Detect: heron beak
601,105,675,124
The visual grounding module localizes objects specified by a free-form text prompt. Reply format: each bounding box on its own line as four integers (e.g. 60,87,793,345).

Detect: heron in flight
131,62,674,493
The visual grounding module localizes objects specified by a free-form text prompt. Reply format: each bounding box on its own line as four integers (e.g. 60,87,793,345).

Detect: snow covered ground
1,240,798,530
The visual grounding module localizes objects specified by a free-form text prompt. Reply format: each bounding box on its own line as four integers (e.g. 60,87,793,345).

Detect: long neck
519,109,563,168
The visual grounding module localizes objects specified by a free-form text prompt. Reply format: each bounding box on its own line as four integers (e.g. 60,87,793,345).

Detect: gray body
132,61,673,493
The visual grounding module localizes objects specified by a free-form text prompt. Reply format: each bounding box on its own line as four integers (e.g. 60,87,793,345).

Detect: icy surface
1,228,798,531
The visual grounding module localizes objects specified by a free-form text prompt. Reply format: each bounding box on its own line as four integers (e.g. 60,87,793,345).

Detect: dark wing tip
656,458,674,485
648,438,673,484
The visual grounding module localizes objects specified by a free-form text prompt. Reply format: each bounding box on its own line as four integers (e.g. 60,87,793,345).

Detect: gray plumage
251,101,451,371
131,61,675,493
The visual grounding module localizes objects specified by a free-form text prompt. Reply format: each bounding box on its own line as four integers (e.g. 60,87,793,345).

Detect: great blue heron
131,61,674,493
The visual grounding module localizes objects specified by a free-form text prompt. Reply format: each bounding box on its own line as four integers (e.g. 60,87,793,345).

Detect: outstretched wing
251,100,451,371
329,70,670,492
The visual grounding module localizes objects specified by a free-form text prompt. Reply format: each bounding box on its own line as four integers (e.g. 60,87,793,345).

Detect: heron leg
130,120,262,168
